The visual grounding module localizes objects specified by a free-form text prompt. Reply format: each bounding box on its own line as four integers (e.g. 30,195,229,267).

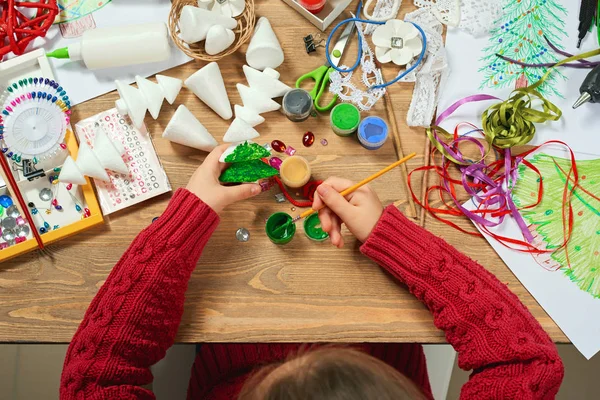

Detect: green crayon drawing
479,0,568,97
56,0,112,24
512,153,600,299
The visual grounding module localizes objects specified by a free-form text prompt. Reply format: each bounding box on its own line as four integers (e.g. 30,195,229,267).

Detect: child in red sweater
60,145,564,399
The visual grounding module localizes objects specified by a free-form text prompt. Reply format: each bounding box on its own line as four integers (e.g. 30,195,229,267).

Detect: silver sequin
236,228,250,242
6,205,20,218
39,188,53,202
1,217,16,230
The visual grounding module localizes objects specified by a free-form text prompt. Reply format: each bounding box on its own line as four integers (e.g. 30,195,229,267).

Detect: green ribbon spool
429,48,600,162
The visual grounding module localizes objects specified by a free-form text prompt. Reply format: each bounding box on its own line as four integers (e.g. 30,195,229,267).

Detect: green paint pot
303,213,329,242
265,212,296,244
330,103,361,137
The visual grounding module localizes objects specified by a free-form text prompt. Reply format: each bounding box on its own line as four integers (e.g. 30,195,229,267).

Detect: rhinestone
6,205,19,218
235,228,250,242
39,188,53,201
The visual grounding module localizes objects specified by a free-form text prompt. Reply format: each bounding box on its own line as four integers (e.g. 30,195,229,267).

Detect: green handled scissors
295,19,357,113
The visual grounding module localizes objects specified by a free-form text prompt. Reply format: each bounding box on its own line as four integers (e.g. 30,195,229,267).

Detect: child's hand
312,177,384,248
186,144,261,214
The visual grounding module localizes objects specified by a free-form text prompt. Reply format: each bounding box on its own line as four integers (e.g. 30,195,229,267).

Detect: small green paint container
265,212,296,244
303,213,329,242
330,103,361,137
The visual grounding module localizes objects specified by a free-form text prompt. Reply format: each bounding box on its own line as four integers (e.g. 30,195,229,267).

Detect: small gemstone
32,209,38,215
285,146,296,156
44,222,50,229
302,132,315,147
16,216,25,226
75,205,82,212
152,217,159,223
39,227,47,234
269,157,283,170
53,225,59,230
291,207,296,212
275,193,286,203
263,143,272,152
66,184,73,190
321,138,328,146
235,228,250,242
60,143,67,149
271,140,286,153
55,205,63,211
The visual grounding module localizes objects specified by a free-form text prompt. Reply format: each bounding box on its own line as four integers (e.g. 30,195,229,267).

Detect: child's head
238,347,426,400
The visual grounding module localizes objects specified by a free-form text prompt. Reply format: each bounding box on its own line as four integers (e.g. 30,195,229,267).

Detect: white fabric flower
198,0,245,18
372,20,423,66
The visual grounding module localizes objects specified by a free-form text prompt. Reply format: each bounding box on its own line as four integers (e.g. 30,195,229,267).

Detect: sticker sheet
74,109,171,215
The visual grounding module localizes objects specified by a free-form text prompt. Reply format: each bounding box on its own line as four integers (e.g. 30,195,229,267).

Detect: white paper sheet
439,1,599,155
27,0,191,106
464,147,600,360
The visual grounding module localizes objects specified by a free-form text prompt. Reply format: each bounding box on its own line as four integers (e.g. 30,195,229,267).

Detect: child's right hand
312,177,384,248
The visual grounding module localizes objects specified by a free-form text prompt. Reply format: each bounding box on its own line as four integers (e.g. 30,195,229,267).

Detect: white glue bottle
46,22,171,70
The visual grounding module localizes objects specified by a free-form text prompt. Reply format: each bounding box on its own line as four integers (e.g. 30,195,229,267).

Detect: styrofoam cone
179,5,237,43
234,104,265,127
223,118,260,143
237,84,280,114
163,105,218,151
76,141,110,181
115,80,147,129
135,75,164,120
205,25,235,56
263,68,280,80
58,155,87,185
246,17,284,70
156,74,183,105
94,129,129,174
185,62,233,120
243,65,291,98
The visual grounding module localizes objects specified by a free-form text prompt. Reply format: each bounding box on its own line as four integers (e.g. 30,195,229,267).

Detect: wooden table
0,1,567,344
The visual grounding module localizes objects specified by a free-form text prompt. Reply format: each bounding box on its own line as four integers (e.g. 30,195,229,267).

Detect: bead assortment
0,194,32,249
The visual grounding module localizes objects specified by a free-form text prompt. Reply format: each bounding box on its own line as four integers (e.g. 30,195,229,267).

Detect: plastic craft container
358,116,389,150
265,212,296,244
330,103,361,136
303,213,329,241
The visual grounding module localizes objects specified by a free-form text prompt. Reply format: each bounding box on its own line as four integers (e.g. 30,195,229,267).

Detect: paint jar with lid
279,156,312,188
265,212,296,244
282,89,314,122
358,116,389,150
299,0,327,14
303,213,329,242
330,103,361,136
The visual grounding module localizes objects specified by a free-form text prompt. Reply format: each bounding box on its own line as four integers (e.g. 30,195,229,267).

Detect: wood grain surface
0,1,568,344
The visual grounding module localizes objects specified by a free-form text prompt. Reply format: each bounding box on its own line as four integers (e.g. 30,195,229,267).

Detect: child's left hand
186,144,261,214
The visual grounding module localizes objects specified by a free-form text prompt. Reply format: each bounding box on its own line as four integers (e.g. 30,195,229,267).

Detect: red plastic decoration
0,0,58,58
302,131,315,147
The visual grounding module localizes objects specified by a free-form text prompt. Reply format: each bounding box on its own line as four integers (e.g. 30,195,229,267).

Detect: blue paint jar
358,116,388,150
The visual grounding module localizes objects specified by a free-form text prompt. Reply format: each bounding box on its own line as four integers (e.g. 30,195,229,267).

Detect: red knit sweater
60,189,563,399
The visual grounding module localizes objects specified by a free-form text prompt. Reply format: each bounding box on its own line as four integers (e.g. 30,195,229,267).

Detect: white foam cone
163,105,218,151
135,75,164,120
263,68,280,80
179,5,237,43
185,62,233,120
223,118,260,143
156,75,183,105
246,17,284,70
205,25,235,56
94,129,129,174
115,80,147,129
76,141,110,181
58,155,87,185
234,105,265,127
243,65,291,98
237,84,280,114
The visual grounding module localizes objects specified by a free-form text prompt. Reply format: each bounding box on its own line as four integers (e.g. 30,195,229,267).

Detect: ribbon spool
0,0,58,58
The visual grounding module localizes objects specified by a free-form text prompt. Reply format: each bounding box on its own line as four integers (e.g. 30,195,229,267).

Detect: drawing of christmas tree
479,0,568,97
512,154,600,299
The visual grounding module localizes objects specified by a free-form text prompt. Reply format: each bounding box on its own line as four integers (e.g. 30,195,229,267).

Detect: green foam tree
479,0,568,97
512,153,600,299
219,142,278,183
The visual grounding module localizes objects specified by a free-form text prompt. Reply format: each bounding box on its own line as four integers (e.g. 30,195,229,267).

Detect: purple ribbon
434,95,534,242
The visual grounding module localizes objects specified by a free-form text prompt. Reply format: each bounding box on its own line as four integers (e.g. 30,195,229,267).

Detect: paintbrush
272,153,417,235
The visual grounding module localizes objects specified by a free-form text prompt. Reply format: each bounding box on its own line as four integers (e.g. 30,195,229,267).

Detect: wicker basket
169,0,256,61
